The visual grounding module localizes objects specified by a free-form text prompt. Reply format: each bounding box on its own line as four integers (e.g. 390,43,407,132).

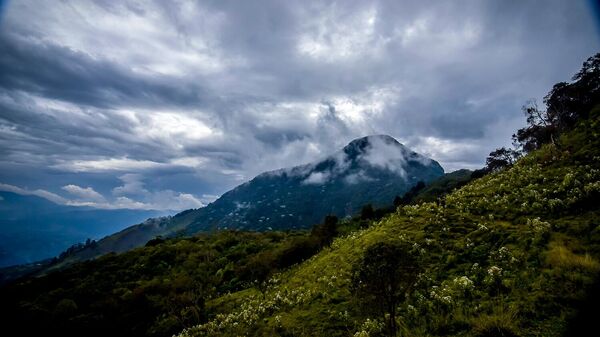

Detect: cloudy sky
0,0,598,211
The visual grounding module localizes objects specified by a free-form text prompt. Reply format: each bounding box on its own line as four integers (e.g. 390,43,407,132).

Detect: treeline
484,53,600,172
0,212,359,337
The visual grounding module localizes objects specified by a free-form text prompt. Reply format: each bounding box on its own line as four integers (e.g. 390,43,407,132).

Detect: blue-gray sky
0,0,598,211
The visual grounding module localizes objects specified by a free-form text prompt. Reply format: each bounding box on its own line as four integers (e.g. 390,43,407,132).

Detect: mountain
183,134,444,233
30,135,443,271
2,110,598,337
0,191,166,267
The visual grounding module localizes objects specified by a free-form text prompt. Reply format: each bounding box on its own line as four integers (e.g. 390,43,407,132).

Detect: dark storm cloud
0,32,209,109
0,0,597,210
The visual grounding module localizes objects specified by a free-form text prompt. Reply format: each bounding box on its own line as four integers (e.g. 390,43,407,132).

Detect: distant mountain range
0,191,166,267
28,135,444,272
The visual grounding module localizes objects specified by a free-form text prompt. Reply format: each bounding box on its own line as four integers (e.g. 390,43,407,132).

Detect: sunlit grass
546,241,600,273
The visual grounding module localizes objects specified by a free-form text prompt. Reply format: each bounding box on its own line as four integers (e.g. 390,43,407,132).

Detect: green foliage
351,242,420,336
312,215,339,247
361,204,376,220
0,230,313,337
513,53,599,154
471,305,520,337
175,114,600,337
485,148,521,172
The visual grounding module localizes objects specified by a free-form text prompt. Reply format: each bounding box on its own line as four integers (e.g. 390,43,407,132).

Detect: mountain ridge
182,134,443,232
15,134,444,274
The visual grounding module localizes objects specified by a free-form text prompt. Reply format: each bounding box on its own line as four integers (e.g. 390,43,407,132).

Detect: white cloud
113,196,148,209
62,184,106,202
302,171,330,185
133,110,221,147
170,156,208,168
112,173,147,196
327,86,401,124
297,5,385,62
0,182,69,204
344,171,376,185
0,0,596,210
5,1,237,77
201,194,219,204
0,181,203,211
407,136,483,172
360,136,408,177
53,158,166,172
111,174,205,210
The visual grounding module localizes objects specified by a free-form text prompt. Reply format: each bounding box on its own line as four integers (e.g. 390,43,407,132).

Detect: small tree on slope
351,242,420,336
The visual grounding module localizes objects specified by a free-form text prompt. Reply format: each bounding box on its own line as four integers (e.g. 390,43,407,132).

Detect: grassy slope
0,230,317,337
179,116,600,337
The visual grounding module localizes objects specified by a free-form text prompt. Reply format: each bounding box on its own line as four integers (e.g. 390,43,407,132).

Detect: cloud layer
0,0,598,210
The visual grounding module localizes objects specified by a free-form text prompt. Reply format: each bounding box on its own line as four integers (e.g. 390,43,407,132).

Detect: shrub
471,306,520,337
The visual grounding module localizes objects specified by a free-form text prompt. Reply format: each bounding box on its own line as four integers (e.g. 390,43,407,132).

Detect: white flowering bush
453,276,475,292
444,160,600,217
177,284,315,337
487,266,503,277
527,217,552,244
429,275,476,305
489,246,519,269
352,318,385,337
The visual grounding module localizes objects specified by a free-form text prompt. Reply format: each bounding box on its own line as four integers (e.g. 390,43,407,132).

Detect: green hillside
175,111,600,336
0,229,323,336
1,105,598,337
2,54,599,337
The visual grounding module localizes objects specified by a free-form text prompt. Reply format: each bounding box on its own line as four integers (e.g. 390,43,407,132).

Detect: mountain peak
346,134,400,147
342,134,406,160
356,134,399,143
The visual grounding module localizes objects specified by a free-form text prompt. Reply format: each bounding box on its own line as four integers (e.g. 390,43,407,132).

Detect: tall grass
546,241,600,273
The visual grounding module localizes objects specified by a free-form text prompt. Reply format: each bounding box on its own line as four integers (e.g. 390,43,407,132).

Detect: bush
471,306,520,337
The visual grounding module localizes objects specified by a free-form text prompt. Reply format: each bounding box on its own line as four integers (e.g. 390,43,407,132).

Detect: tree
351,242,420,336
513,53,600,153
485,147,521,172
393,195,402,207
547,52,600,125
311,215,338,247
514,100,558,151
321,215,339,240
360,204,375,220
146,236,165,247
246,257,273,296
54,298,78,318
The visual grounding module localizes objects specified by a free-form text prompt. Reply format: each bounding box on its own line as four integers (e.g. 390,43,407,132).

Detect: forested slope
178,110,600,337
